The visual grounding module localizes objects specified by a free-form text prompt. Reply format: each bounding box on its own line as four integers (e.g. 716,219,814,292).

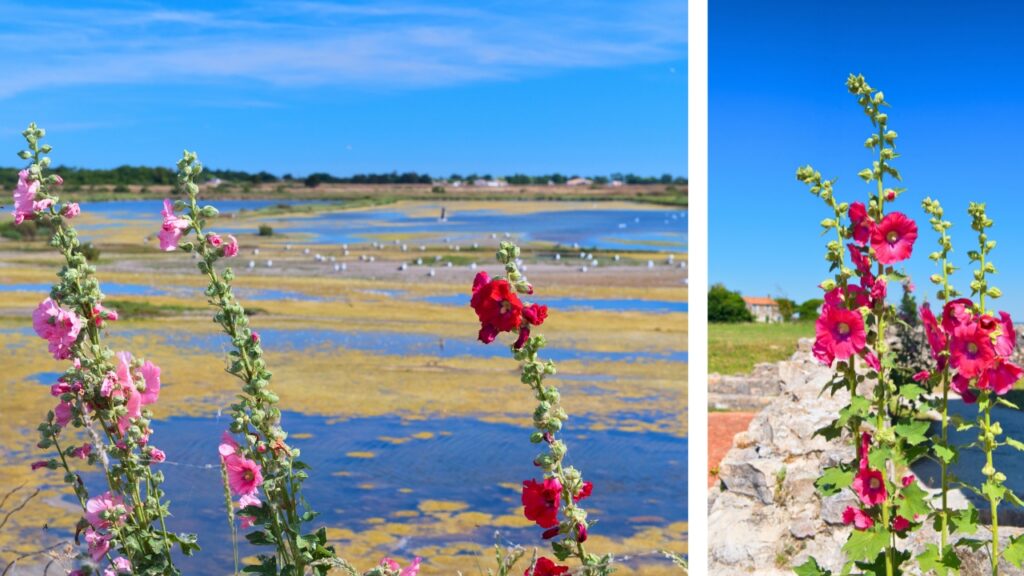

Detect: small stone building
743,296,781,323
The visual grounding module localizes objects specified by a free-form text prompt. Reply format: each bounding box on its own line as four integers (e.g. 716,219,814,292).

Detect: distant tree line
709,283,824,323
0,166,687,189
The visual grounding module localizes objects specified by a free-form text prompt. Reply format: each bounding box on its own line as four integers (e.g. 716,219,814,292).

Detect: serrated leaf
897,480,932,519
894,420,931,446
951,505,979,535
816,465,854,497
1005,535,1024,568
933,444,956,464
917,543,961,576
843,529,890,562
900,384,927,401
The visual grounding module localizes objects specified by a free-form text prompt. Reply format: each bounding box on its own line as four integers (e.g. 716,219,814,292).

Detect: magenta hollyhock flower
576,523,588,542
941,298,975,333
72,443,92,459
159,199,189,251
823,285,870,310
812,338,834,366
526,557,569,576
868,276,887,305
30,460,49,470
852,466,887,506
848,201,872,245
950,321,997,379
84,492,130,529
842,506,874,530
919,303,947,362
522,478,562,528
995,311,1017,357
912,370,931,382
513,326,530,349
902,474,915,487
140,360,161,405
870,211,918,265
54,401,73,427
224,454,264,496
892,515,911,531
240,514,257,529
814,305,866,362
523,303,548,326
863,351,881,372
951,373,978,404
239,492,261,510
84,527,111,562
979,357,1024,396
224,235,239,258
848,243,871,274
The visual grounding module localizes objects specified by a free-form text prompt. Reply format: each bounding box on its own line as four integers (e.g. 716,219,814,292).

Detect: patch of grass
105,299,268,318
709,322,814,375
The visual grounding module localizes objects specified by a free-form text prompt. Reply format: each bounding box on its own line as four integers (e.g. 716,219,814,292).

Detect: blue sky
710,0,1024,317
0,1,686,177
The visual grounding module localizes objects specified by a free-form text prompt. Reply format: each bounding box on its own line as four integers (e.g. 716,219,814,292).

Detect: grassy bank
709,322,814,375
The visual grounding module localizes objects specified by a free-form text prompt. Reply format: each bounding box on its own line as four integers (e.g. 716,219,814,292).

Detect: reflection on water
125,328,688,363
76,412,686,571
220,206,686,252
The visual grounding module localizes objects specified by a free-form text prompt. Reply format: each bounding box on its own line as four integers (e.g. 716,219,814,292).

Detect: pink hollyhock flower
112,557,131,573
942,298,976,333
32,298,83,360
219,431,240,458
868,276,887,305
92,304,119,327
54,401,73,427
523,303,548,326
207,233,223,247
84,527,111,562
12,169,41,223
240,514,257,529
72,444,92,459
471,272,523,343
100,372,118,398
842,506,874,530
522,478,562,528
979,357,1024,396
950,321,997,379
224,235,239,258
140,360,161,405
382,558,401,571
526,557,569,576
62,203,80,219
576,523,588,542
919,303,947,362
996,311,1017,357
30,460,49,470
848,202,872,245
573,481,593,502
812,338,834,366
823,285,869,310
912,370,931,382
814,305,866,361
149,447,166,463
870,211,918,265
239,492,261,510
224,454,264,496
84,492,130,529
892,516,912,531
159,199,189,251
951,373,978,404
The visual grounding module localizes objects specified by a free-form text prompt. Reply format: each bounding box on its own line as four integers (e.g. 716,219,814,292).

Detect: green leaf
933,444,956,465
894,420,931,446
900,384,927,401
793,557,832,576
843,529,890,562
1005,535,1024,568
950,505,979,535
916,543,961,576
897,481,931,519
983,479,1007,505
997,397,1020,410
816,465,854,497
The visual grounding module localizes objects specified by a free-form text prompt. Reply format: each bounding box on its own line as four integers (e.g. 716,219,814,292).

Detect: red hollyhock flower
892,515,912,531
870,212,918,265
849,202,873,245
573,481,593,502
814,305,866,362
979,357,1024,396
842,506,874,530
513,326,530,350
950,321,997,379
522,478,562,528
471,272,523,343
919,303,947,362
523,304,548,326
852,432,887,506
525,557,569,576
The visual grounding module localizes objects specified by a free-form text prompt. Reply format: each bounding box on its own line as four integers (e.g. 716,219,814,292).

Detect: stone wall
708,362,783,411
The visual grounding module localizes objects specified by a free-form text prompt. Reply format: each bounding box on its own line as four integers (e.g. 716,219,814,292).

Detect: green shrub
258,224,274,236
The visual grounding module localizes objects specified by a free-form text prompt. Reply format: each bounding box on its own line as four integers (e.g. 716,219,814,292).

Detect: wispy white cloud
0,0,685,98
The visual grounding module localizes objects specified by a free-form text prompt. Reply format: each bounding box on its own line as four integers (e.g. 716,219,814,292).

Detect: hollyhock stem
221,462,241,576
